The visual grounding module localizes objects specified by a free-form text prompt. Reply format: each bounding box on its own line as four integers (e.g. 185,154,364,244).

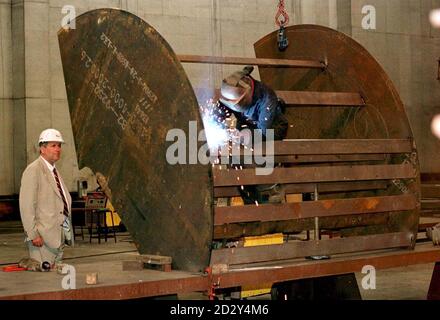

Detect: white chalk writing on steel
80,49,128,130
100,32,158,106
80,48,152,141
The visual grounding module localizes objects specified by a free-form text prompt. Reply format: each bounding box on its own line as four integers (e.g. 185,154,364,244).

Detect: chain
275,0,290,27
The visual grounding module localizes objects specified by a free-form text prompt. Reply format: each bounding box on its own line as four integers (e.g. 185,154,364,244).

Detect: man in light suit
19,128,73,268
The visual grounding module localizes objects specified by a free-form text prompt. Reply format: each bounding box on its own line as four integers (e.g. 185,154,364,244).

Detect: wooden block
216,197,229,207
137,254,172,265
211,263,229,274
122,260,144,271
161,264,172,272
231,196,244,206
86,273,98,285
286,194,302,203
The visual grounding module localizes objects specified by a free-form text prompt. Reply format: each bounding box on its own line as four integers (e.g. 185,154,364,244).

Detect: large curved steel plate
255,25,414,140
58,9,212,272
252,25,420,242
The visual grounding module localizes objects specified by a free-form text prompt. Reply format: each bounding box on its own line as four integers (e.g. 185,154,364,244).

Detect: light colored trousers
26,232,65,265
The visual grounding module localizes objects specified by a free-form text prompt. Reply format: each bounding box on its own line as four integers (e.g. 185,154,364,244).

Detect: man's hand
32,236,44,247
239,129,252,146
225,114,237,130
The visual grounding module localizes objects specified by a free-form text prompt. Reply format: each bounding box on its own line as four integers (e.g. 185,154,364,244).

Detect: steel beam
2,244,440,300
274,154,387,163
272,139,413,155
1,275,208,300
212,244,440,289
214,180,389,197
214,194,418,225
422,185,440,198
277,91,365,106
210,232,413,266
213,164,416,187
178,54,324,69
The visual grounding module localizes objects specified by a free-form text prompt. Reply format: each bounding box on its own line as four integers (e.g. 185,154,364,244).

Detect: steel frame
1,243,439,300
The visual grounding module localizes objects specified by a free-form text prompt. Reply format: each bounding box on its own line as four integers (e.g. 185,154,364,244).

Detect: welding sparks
199,99,246,153
199,100,229,150
199,99,236,150
199,99,263,192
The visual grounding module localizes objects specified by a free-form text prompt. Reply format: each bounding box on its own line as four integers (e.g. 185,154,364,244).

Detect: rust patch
322,200,335,210
365,198,380,210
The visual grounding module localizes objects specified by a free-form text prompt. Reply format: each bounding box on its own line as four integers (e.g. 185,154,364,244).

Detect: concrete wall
131,0,342,88
0,0,343,194
1,0,439,194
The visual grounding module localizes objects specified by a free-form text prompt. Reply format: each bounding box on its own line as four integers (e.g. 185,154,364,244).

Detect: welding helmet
219,66,254,112
38,128,65,144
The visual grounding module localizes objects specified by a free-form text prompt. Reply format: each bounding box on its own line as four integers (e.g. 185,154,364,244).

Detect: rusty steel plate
252,25,420,243
58,9,212,272
254,24,414,141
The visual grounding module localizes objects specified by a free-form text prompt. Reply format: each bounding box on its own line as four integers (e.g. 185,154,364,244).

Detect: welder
219,66,288,143
219,66,289,204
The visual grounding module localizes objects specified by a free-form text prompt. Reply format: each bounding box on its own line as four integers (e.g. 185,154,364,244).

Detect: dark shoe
257,184,285,204
18,258,45,272
239,186,258,205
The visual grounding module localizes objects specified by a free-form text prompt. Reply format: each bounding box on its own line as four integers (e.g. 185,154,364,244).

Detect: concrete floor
0,220,437,300
0,221,204,299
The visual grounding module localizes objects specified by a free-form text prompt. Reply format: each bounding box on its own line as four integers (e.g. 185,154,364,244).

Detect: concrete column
11,0,27,195
13,0,110,192
24,0,51,161
0,0,14,195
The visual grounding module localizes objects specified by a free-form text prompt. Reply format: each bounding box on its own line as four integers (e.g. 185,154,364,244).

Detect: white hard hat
38,128,65,144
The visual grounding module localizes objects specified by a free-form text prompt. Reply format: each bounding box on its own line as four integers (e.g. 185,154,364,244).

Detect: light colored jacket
19,157,72,249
